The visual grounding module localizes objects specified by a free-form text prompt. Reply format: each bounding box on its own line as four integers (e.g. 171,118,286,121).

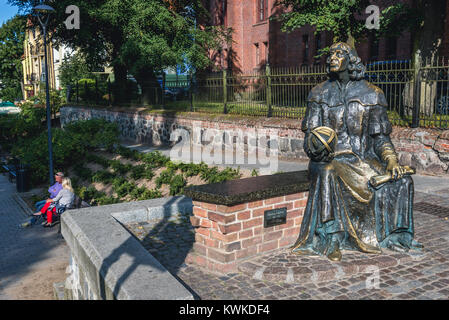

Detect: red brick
239,229,254,239
211,221,219,231
204,237,220,248
236,246,258,259
213,261,238,274
218,222,242,234
283,227,301,237
193,207,207,218
298,192,309,199
195,255,208,267
263,230,283,242
294,217,303,225
207,248,236,263
274,202,293,211
259,240,279,253
224,241,242,252
279,236,297,248
217,203,248,213
287,209,303,219
210,230,238,242
242,236,262,249
197,227,210,237
208,211,236,224
248,200,264,208
193,242,207,256
294,199,308,209
264,196,285,205
200,219,212,228
237,210,251,221
285,193,302,201
252,206,271,217
195,233,205,244
185,253,196,265
190,216,200,227
202,202,218,211
242,217,263,229
192,201,204,208
274,218,294,230
253,226,263,235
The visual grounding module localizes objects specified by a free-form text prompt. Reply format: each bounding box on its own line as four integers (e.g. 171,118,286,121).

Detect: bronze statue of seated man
291,42,422,261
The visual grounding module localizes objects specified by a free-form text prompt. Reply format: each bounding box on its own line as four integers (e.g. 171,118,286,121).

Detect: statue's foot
381,232,423,252
327,247,342,261
326,239,342,261
291,247,315,256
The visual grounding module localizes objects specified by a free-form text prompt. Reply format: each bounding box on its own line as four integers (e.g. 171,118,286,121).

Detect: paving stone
125,188,449,300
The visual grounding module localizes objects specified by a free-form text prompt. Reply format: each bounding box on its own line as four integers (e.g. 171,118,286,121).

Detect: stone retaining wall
61,196,194,300
61,105,449,174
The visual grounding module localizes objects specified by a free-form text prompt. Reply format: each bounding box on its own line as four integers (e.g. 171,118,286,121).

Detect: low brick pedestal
184,171,309,274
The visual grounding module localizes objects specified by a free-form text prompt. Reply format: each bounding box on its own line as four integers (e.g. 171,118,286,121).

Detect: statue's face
328,48,349,73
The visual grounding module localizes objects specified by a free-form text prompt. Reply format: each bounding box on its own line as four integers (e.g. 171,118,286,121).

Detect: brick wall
208,0,449,72
185,192,308,273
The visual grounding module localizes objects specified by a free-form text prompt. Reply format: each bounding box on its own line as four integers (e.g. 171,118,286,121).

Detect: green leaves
0,15,26,101
277,0,415,48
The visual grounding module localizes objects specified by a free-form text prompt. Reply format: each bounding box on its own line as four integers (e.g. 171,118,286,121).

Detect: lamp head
32,4,55,14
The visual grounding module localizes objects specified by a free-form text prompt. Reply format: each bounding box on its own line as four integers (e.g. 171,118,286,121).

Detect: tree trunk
112,62,128,104
134,68,158,106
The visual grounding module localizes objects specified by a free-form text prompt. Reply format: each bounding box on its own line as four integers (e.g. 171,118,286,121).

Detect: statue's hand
386,158,405,180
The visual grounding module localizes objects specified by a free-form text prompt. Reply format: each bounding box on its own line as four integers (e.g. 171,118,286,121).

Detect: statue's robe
292,79,414,255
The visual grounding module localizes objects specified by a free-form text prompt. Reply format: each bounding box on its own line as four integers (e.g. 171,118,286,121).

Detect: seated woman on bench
34,172,65,212
33,177,75,227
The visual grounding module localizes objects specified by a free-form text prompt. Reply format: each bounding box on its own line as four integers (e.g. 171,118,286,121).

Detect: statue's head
326,42,365,80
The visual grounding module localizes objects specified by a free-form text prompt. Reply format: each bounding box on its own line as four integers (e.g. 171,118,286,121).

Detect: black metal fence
68,57,449,129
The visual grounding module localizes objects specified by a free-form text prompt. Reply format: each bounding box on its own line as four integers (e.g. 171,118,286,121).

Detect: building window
263,42,268,64
302,34,309,63
255,43,260,66
222,0,227,25
315,33,321,55
258,0,268,22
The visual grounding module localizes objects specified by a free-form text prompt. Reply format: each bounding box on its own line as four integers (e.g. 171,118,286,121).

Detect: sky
0,0,21,25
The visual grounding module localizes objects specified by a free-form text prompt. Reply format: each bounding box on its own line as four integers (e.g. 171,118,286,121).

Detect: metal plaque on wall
264,207,287,228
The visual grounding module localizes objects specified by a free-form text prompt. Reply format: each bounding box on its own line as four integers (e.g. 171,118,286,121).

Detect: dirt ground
3,259,69,300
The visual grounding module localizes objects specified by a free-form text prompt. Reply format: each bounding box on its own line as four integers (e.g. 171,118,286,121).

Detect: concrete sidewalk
122,141,449,194
0,174,70,300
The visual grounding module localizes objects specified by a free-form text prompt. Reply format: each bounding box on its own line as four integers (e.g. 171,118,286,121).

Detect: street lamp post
33,4,55,185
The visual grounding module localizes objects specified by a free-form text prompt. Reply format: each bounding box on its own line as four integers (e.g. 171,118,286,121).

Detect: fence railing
67,57,449,129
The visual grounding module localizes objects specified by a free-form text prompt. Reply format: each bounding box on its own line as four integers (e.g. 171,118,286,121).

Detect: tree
0,14,26,102
276,0,447,62
10,0,229,103
58,51,93,88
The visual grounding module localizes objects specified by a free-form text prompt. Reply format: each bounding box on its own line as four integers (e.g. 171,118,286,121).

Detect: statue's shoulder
348,80,388,107
307,80,337,106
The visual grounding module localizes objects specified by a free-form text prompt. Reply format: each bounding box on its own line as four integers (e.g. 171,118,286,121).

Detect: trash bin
16,165,30,193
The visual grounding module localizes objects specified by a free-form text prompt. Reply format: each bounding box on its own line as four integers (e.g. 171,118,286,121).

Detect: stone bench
183,170,310,274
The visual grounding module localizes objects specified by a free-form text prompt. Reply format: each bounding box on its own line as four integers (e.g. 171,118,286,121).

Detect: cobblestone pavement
126,189,449,300
0,174,70,300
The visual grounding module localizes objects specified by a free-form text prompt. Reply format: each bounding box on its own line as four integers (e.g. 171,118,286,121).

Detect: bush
155,168,175,188
91,170,116,184
115,145,142,161
169,174,187,196
0,102,46,151
142,151,170,168
11,118,120,185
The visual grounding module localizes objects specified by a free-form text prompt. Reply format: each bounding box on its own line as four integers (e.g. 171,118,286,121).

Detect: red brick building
207,0,449,73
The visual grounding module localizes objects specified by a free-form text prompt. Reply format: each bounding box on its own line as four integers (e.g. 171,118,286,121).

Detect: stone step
237,248,429,285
